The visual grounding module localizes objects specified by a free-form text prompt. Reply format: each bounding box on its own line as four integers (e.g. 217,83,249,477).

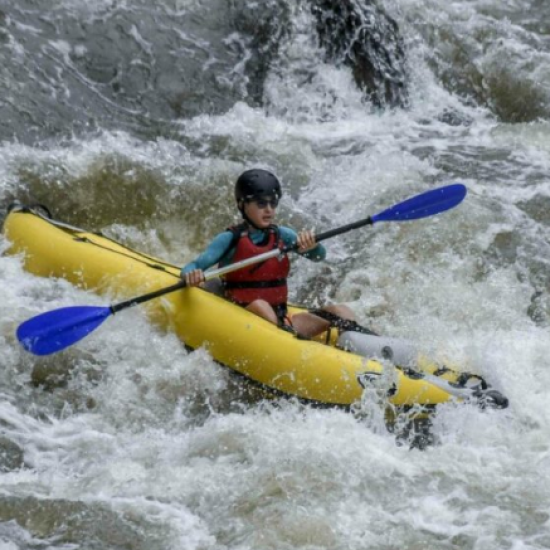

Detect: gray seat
203,278,225,297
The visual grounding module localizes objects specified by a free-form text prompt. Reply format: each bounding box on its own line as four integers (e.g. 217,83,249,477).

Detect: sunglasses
248,197,279,209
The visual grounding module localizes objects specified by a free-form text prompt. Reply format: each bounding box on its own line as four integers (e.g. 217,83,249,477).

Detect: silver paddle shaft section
204,248,283,280
110,248,286,314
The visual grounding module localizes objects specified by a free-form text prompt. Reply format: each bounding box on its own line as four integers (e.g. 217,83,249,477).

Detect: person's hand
297,229,317,253
184,269,205,287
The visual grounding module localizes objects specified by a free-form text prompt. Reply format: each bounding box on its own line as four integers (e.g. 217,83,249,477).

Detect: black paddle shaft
307,216,373,245
280,216,373,254
110,279,187,314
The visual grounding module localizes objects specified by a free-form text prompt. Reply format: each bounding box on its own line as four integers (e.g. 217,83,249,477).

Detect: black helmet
235,169,282,203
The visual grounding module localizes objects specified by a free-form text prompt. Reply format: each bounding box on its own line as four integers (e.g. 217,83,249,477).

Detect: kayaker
181,168,357,338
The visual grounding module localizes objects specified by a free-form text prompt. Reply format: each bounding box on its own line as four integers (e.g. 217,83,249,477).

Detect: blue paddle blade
371,184,467,223
17,306,112,356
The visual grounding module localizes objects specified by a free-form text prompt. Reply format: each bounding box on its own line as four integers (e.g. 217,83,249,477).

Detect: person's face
243,195,279,228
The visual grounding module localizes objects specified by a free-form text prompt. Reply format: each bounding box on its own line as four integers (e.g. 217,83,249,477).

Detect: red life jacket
223,224,290,305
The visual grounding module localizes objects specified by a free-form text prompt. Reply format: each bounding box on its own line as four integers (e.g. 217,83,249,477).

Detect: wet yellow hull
3,207,454,409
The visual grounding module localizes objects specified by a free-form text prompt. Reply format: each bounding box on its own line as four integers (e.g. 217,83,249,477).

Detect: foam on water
2,0,550,548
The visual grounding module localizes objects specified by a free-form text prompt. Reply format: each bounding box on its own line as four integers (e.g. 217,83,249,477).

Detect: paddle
17,183,467,355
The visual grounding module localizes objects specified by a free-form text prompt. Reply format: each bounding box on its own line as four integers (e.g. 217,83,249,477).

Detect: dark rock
310,0,408,108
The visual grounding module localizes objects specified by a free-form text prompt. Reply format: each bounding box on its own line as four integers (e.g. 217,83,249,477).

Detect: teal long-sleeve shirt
181,226,326,276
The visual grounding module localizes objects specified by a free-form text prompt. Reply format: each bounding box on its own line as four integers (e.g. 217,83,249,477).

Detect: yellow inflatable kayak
3,205,508,413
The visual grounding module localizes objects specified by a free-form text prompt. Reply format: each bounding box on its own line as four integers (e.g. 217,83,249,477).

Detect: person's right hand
297,229,317,253
184,269,205,287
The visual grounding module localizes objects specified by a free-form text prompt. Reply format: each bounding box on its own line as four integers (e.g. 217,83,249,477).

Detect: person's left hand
297,229,317,253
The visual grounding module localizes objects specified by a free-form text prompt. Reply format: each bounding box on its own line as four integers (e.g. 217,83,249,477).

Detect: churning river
1,1,550,548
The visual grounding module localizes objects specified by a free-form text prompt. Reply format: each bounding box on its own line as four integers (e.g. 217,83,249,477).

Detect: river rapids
1,1,550,549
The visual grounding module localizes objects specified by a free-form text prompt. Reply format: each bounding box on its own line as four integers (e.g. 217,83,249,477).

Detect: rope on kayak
71,235,179,275
10,204,180,277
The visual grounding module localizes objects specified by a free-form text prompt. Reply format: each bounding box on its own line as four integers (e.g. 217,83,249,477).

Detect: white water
1,0,550,548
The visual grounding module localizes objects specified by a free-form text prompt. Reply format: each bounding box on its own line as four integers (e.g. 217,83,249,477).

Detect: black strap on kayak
308,309,379,336
455,372,488,390
434,367,488,390
224,278,287,289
